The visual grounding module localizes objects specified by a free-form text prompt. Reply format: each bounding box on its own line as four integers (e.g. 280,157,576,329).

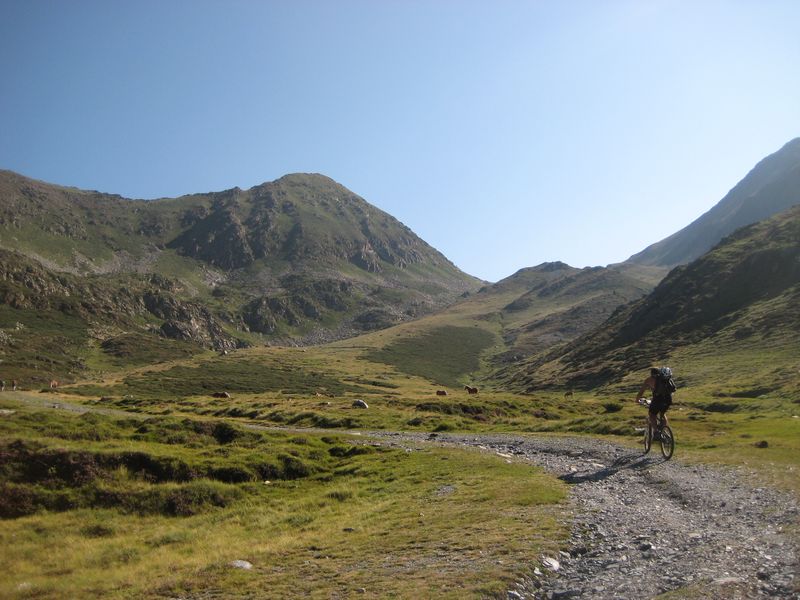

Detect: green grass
0,401,567,599
69,354,372,402
366,325,496,387
0,306,89,384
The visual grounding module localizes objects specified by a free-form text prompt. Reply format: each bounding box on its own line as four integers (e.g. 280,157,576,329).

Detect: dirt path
4,394,798,599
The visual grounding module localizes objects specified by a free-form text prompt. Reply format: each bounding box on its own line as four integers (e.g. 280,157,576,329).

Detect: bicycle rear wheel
643,424,652,454
660,425,674,459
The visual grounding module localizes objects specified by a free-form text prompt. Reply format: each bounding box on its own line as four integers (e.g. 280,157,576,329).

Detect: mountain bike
638,398,674,459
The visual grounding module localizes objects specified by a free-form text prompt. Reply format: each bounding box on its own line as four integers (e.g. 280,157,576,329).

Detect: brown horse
464,385,478,395
564,391,574,399
49,380,59,389
12,380,18,391
436,390,448,396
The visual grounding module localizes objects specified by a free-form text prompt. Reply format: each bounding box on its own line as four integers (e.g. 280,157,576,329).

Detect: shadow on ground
558,453,667,484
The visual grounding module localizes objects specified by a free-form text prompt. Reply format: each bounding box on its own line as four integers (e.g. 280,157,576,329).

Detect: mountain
627,138,800,267
485,263,653,362
500,204,800,393
351,260,655,389
0,170,481,382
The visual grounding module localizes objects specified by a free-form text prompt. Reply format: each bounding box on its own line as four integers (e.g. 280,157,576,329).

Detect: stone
229,560,253,570
543,556,560,571
352,399,369,409
754,440,769,448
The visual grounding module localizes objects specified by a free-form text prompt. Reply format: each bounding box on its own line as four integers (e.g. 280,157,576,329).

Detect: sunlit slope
627,137,800,267
502,204,800,395
337,261,653,387
0,171,482,383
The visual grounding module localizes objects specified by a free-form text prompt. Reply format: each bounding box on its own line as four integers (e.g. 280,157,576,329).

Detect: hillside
336,261,653,389
627,137,800,267
0,170,481,382
500,204,800,394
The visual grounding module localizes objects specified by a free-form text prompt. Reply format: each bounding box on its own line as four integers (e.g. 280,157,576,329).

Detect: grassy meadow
2,314,799,598
0,398,566,599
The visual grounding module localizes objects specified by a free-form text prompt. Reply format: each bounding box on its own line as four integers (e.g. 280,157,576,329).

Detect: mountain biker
636,367,673,436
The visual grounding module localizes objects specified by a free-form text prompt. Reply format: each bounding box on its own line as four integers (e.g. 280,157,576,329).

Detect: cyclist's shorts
649,397,671,415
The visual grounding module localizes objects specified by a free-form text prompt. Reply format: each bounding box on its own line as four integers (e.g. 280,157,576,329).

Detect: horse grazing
49,380,59,389
11,380,18,391
436,390,448,396
464,385,478,395
564,391,574,399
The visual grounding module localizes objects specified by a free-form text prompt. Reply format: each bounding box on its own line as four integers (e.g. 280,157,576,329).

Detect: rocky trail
4,394,798,599
373,431,799,600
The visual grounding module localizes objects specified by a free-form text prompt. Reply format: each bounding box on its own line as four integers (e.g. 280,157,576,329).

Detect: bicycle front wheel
660,425,674,459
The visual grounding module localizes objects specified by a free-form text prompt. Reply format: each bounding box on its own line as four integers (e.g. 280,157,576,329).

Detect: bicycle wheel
660,425,674,459
643,424,652,454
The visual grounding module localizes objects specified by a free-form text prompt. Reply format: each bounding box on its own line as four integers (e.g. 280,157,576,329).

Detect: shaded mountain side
499,204,800,392
627,137,800,267
0,170,482,344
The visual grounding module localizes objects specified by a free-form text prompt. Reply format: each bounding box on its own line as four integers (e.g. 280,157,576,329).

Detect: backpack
654,367,676,402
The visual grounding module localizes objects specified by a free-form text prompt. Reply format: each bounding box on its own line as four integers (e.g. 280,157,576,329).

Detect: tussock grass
0,401,568,599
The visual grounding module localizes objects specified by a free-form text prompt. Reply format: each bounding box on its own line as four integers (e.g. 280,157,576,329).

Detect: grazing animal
464,385,478,395
11,380,17,391
49,380,59,389
212,391,231,399
564,391,574,399
436,390,448,396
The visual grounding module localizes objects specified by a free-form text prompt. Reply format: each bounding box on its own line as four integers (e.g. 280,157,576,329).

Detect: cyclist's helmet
660,366,672,378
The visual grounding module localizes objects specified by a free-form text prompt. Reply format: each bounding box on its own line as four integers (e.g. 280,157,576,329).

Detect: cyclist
636,367,673,438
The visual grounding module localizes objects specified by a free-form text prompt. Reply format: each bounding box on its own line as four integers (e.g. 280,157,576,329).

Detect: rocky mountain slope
476,262,653,364
0,171,481,382
500,204,800,392
627,137,800,267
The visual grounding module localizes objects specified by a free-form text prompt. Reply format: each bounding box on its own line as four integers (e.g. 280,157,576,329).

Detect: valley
1,138,799,599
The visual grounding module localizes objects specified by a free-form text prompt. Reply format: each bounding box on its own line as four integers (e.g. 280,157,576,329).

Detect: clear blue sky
1,1,798,282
